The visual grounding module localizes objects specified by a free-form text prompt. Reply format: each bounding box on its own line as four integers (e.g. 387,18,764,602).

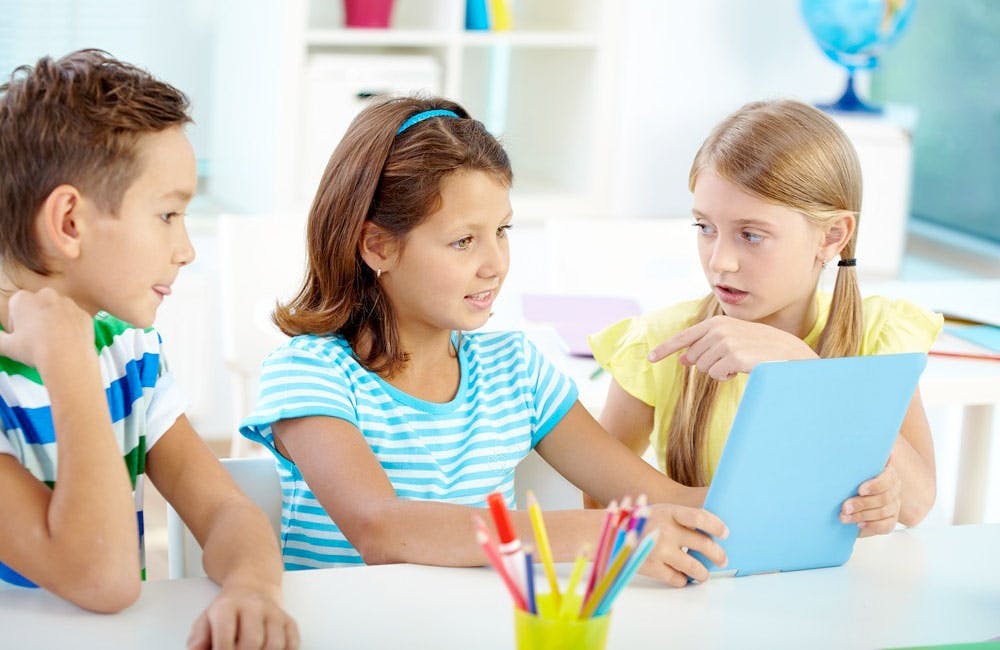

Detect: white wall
0,0,218,170
611,0,847,219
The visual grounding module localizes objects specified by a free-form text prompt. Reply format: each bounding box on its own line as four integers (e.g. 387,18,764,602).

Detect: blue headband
396,109,460,135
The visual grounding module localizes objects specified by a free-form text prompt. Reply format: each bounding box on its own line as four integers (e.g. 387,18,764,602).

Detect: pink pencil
929,350,1000,363
583,500,618,603
475,518,528,611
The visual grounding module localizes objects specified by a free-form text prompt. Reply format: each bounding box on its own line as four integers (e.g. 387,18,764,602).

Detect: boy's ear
818,212,857,261
34,185,85,262
358,221,400,273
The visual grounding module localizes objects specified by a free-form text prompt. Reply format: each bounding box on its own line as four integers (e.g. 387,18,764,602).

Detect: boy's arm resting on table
0,294,140,613
842,388,937,535
147,415,299,650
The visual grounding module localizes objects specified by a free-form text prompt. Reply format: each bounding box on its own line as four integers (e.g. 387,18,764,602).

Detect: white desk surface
2,525,997,650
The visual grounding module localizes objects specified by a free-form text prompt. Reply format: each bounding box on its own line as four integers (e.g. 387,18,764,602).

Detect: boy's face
65,126,197,328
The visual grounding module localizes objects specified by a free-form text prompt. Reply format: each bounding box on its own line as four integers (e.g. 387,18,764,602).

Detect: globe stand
818,71,882,114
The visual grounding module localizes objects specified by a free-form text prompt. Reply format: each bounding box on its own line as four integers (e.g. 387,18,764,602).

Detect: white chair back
166,457,282,579
218,214,306,456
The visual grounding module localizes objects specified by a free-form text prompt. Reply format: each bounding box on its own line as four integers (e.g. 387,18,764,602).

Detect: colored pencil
558,545,591,619
526,491,560,607
593,529,661,617
583,500,618,603
580,531,635,619
628,495,648,534
632,504,649,538
615,496,633,529
524,547,537,614
609,526,627,569
475,520,528,611
929,350,1000,363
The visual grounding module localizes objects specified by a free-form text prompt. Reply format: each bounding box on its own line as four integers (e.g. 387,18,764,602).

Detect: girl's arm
273,413,727,586
841,388,936,534
560,384,706,510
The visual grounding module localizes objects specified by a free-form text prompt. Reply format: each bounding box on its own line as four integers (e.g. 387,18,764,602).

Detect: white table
866,279,1000,525
1,525,997,649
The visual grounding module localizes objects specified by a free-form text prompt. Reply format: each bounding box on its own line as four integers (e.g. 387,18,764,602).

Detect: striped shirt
240,330,578,570
0,313,185,588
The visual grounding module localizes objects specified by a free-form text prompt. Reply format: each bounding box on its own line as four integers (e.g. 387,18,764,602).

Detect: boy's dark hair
274,96,512,377
0,49,192,274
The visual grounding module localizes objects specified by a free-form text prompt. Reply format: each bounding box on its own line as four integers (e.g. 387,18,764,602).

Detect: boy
0,50,299,649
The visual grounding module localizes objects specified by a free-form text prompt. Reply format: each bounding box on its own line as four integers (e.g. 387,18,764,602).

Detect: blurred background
2,1,998,553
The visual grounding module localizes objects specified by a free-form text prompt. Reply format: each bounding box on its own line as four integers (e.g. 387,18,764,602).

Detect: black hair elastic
837,258,857,267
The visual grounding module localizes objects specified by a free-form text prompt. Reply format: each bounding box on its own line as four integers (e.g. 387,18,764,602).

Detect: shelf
307,29,451,48
460,31,601,49
210,0,616,218
306,29,602,50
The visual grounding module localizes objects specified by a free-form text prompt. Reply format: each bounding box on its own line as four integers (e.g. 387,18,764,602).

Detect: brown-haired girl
241,97,730,587
589,99,941,535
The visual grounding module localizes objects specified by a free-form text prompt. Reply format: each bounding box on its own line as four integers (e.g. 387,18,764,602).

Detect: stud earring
376,268,382,279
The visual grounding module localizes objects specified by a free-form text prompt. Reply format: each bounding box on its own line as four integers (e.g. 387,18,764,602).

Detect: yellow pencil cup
513,592,611,650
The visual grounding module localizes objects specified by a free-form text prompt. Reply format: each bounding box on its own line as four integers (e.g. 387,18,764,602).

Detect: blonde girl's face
691,167,826,336
381,169,512,337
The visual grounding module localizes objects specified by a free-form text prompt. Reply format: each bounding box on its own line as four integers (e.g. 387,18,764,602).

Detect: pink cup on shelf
343,0,394,28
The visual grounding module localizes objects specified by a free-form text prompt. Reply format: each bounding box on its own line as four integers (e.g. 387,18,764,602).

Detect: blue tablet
693,353,927,577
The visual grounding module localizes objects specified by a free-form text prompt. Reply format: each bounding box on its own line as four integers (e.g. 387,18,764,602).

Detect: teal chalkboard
872,1,1000,243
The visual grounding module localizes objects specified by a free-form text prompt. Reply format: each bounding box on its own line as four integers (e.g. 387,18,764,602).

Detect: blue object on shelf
800,0,916,113
466,0,489,30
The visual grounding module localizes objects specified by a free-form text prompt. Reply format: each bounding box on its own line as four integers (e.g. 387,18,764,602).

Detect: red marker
487,492,526,600
474,517,528,611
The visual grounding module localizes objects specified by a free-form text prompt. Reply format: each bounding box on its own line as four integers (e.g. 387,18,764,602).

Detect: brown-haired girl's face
691,167,826,337
379,169,513,337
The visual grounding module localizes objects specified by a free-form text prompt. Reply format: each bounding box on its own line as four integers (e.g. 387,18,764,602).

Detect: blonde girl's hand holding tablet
842,458,902,537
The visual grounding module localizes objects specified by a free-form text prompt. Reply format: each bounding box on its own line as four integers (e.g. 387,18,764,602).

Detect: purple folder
522,294,641,357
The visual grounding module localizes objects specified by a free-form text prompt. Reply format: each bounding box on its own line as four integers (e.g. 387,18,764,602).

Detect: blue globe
801,0,916,112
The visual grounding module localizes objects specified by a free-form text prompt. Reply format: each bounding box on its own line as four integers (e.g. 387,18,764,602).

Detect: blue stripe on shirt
241,330,578,569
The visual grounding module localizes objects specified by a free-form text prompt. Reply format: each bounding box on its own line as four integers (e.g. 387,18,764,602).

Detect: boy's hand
0,288,93,371
841,459,901,537
647,316,817,380
638,504,728,587
187,581,300,650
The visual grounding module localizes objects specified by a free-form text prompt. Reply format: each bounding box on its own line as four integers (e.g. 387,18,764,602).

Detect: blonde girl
589,99,941,535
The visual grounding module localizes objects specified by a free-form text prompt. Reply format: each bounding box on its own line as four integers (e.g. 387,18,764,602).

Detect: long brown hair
666,99,863,486
274,96,512,376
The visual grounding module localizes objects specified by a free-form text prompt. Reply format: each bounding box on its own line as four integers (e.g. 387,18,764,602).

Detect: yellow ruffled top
588,294,943,482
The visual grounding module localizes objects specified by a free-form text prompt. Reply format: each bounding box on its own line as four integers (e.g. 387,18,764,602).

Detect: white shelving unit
208,0,618,220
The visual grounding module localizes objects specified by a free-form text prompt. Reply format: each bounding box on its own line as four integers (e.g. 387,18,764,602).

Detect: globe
801,0,916,113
